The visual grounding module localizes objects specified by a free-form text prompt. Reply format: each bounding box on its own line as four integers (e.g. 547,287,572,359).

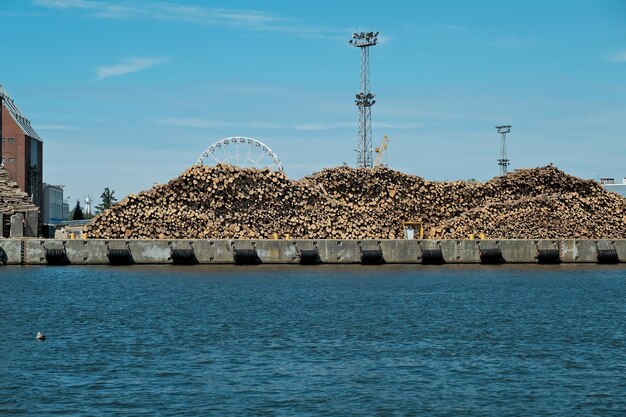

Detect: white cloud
292,122,355,131
492,36,535,48
441,24,467,32
37,124,88,131
610,52,626,62
34,0,94,9
159,119,352,131
374,122,422,129
158,118,422,131
34,0,278,24
376,34,392,46
33,0,344,36
158,118,279,129
95,57,165,80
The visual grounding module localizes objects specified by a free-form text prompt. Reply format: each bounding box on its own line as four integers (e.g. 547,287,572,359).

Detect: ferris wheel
196,137,284,171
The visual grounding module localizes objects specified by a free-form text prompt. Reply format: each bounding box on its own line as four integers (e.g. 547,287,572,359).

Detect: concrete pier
0,238,624,266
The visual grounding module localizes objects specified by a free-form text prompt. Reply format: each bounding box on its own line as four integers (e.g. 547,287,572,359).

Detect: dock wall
0,239,624,265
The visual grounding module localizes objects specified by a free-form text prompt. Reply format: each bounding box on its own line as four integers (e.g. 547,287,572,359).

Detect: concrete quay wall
0,238,624,265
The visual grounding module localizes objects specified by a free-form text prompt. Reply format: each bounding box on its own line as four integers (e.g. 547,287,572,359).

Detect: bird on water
36,332,46,341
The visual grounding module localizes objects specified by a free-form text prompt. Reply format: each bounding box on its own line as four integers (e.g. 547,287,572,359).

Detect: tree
71,199,85,220
96,187,117,213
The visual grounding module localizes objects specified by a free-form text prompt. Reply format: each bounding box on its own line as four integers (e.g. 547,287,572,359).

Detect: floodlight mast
349,31,378,168
496,125,511,175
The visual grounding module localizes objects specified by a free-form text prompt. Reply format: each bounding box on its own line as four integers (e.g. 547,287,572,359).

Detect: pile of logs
84,164,626,240
0,165,39,215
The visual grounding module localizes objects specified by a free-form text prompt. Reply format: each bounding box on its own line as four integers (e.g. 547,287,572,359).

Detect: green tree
96,187,117,213
71,199,85,220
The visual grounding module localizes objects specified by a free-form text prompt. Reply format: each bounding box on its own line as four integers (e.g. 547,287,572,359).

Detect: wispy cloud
158,118,422,131
375,122,422,129
37,124,89,131
206,83,289,96
33,0,93,9
0,11,44,17
492,36,536,48
34,0,279,24
33,0,343,36
158,118,280,129
441,24,467,32
609,52,626,62
160,118,352,131
292,121,423,130
292,122,355,131
95,57,166,80
375,34,392,46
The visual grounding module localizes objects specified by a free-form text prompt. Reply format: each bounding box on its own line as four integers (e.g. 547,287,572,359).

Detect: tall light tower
496,125,511,175
349,31,378,168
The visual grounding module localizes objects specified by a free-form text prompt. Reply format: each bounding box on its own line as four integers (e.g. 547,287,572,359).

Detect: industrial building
42,183,69,224
0,84,43,209
600,178,626,197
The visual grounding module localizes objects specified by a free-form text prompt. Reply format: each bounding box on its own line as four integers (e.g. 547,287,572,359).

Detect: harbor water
1,265,626,416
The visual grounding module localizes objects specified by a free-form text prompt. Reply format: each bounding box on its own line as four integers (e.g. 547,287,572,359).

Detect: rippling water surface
2,265,626,416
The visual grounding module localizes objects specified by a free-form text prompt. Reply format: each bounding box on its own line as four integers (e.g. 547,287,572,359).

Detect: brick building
0,84,43,208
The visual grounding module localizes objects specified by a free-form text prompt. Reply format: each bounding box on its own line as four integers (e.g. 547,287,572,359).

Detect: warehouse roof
0,84,42,141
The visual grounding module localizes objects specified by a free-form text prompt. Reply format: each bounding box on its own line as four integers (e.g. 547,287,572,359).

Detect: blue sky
1,0,625,205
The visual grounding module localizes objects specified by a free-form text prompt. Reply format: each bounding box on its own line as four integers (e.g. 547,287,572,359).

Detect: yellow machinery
374,135,389,166
468,233,486,240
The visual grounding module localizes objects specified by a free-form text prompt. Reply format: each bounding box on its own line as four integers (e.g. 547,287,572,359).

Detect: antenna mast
349,31,378,168
496,125,511,175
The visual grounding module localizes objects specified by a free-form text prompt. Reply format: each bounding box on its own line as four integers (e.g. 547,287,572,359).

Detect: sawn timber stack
84,164,626,240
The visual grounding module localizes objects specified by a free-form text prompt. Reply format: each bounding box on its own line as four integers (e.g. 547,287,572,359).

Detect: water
2,265,626,416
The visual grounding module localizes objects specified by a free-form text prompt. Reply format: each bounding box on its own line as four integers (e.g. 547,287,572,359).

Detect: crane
374,135,389,166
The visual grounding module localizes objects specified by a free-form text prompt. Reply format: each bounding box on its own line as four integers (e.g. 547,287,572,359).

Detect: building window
8,138,14,143
1,139,4,143
8,158,15,163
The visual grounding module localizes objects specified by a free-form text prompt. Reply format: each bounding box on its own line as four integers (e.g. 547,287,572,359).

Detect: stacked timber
434,167,626,239
0,165,38,214
84,164,626,240
437,192,626,239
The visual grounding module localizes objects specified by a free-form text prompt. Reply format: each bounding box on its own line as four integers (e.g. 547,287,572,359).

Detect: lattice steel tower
496,125,511,175
349,31,378,168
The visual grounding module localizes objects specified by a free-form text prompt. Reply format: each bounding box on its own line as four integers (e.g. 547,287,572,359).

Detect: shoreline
1,238,624,266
